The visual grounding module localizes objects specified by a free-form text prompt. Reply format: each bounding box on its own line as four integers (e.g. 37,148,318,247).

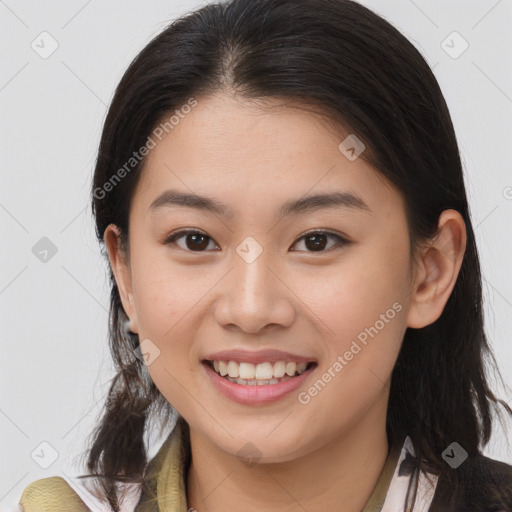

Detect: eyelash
163,228,350,253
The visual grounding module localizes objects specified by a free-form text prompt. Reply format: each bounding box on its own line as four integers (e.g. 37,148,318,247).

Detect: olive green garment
135,417,403,512
19,416,402,511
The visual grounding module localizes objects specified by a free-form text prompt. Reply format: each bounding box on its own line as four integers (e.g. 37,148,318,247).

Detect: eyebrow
149,188,371,219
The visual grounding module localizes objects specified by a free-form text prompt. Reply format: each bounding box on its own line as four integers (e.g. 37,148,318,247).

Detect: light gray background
1,0,511,510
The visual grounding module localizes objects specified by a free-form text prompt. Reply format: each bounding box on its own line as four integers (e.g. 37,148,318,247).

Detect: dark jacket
397,450,512,511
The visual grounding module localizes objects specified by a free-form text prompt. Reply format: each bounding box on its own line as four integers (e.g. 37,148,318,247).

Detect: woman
18,0,512,510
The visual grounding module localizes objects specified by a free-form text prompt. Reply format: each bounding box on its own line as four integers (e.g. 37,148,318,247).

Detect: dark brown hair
80,0,512,510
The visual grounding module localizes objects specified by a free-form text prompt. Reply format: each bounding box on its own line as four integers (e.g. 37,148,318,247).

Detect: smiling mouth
203,359,317,386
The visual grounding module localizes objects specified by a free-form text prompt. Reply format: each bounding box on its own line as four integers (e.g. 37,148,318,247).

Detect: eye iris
186,233,209,251
305,233,328,251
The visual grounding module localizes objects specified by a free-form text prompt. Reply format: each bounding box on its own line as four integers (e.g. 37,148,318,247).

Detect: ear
103,223,139,334
406,209,467,329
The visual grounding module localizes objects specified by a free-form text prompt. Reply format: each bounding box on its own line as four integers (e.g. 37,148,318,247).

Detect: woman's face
109,92,418,462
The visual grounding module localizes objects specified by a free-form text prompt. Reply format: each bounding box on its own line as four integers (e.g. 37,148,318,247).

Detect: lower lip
202,362,316,405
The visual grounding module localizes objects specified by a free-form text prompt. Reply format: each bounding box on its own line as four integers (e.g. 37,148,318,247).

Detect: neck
186,394,390,512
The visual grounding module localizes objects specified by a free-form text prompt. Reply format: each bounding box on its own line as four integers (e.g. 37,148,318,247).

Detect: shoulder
431,453,512,511
18,476,90,511
467,454,512,500
18,475,142,512
473,453,512,480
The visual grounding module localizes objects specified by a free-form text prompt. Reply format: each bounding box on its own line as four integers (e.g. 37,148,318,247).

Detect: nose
213,248,296,334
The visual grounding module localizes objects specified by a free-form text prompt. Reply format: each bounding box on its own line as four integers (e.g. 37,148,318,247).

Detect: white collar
61,435,439,512
381,436,439,512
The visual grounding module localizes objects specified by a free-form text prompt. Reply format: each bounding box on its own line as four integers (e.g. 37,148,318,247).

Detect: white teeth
296,362,307,373
227,361,239,378
255,362,273,380
285,362,297,376
226,376,293,385
219,361,228,376
273,361,286,378
209,359,313,383
239,362,255,380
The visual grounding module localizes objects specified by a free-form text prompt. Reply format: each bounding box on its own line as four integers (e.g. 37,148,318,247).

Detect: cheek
133,274,180,339
308,242,409,381
129,247,206,338
306,250,406,336
129,254,202,409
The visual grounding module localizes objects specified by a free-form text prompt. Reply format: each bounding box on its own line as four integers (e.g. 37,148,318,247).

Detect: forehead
132,93,402,220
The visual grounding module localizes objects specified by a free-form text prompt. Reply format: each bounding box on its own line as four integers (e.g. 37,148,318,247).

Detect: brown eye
164,229,349,253
165,230,218,251
291,231,349,252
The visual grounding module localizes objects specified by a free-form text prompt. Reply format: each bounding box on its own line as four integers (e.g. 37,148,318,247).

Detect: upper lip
203,349,316,365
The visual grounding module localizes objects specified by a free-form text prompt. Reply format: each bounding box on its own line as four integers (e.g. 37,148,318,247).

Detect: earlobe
406,209,467,329
103,223,139,334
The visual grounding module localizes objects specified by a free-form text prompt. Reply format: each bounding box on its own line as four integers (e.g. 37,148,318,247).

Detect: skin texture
104,92,467,511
